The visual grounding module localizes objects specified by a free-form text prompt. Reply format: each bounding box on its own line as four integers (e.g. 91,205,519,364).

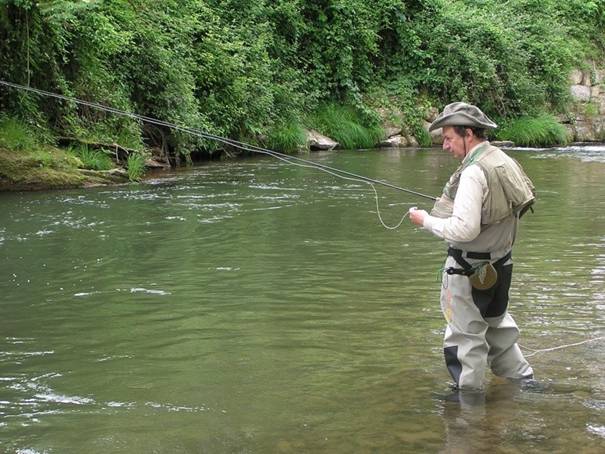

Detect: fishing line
0,80,434,229
254,148,411,229
520,336,605,358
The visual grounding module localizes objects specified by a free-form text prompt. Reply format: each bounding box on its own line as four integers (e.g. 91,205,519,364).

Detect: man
409,102,535,391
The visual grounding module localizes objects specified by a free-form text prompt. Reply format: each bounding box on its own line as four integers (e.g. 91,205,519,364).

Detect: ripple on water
144,401,208,413
0,351,54,361
175,192,238,200
33,390,94,405
129,287,171,296
248,184,302,191
251,205,293,212
583,399,605,410
524,145,605,163
1,372,210,428
197,214,234,224
587,425,605,438
49,216,104,230
59,196,110,208
4,373,94,416
74,291,104,297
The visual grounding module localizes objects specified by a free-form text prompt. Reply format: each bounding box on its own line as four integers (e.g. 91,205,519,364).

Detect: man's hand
409,207,428,227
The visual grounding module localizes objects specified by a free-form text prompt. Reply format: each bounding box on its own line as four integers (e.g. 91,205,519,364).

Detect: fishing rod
0,80,437,202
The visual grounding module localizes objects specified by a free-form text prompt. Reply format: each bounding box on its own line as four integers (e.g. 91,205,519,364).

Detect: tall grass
126,153,146,181
496,114,569,147
70,145,114,170
0,116,39,151
308,104,384,150
415,127,433,147
266,120,307,153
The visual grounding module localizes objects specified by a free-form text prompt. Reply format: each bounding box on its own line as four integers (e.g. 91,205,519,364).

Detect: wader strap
446,248,511,276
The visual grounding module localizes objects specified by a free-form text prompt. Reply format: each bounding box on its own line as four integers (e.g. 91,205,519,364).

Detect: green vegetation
415,128,433,148
266,120,308,154
0,115,39,151
126,153,146,181
308,104,384,150
496,115,570,147
0,142,122,191
584,102,600,118
0,0,604,187
0,114,129,190
69,145,114,171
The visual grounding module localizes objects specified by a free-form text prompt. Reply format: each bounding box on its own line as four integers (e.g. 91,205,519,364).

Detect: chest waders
435,144,535,390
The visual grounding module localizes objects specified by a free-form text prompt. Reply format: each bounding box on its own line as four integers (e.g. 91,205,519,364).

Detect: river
1,145,604,453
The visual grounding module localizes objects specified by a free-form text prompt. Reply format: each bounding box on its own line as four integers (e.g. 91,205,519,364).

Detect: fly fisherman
409,102,536,392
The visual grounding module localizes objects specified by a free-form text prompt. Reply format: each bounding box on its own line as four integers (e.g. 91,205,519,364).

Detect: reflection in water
0,146,604,452
439,377,604,453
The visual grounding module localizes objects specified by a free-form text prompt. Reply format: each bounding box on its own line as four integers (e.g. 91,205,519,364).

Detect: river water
1,146,604,453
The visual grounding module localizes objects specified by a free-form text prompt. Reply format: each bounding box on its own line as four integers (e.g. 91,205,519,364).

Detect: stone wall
565,64,605,142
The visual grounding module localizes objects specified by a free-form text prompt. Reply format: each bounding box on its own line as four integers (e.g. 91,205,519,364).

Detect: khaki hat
428,102,497,132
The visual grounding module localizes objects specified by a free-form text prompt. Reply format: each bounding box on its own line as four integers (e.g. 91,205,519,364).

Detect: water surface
1,146,604,452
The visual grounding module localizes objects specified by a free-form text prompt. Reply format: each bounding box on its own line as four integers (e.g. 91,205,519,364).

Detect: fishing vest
430,143,535,225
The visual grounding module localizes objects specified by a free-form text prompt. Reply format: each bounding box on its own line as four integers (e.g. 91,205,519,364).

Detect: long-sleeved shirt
422,142,517,256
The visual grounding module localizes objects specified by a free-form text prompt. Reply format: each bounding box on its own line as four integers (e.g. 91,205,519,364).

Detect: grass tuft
308,104,384,150
415,127,433,147
126,153,146,181
0,116,39,151
70,145,114,170
266,120,307,154
496,114,569,147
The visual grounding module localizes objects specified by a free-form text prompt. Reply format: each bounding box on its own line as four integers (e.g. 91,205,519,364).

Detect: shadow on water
0,145,604,452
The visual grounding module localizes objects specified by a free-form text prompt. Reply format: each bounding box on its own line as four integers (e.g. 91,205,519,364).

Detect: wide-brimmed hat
428,102,497,132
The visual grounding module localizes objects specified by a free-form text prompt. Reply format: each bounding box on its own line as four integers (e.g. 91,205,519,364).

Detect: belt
447,247,504,260
446,247,512,276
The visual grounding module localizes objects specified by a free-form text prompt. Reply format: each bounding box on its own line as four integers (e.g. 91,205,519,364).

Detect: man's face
441,126,468,160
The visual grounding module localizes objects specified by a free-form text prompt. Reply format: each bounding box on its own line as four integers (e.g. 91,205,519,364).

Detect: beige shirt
423,142,516,256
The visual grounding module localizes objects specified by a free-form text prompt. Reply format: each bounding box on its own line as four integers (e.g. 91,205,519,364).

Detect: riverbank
0,146,132,191
0,115,151,191
2,61,605,192
3,138,605,192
